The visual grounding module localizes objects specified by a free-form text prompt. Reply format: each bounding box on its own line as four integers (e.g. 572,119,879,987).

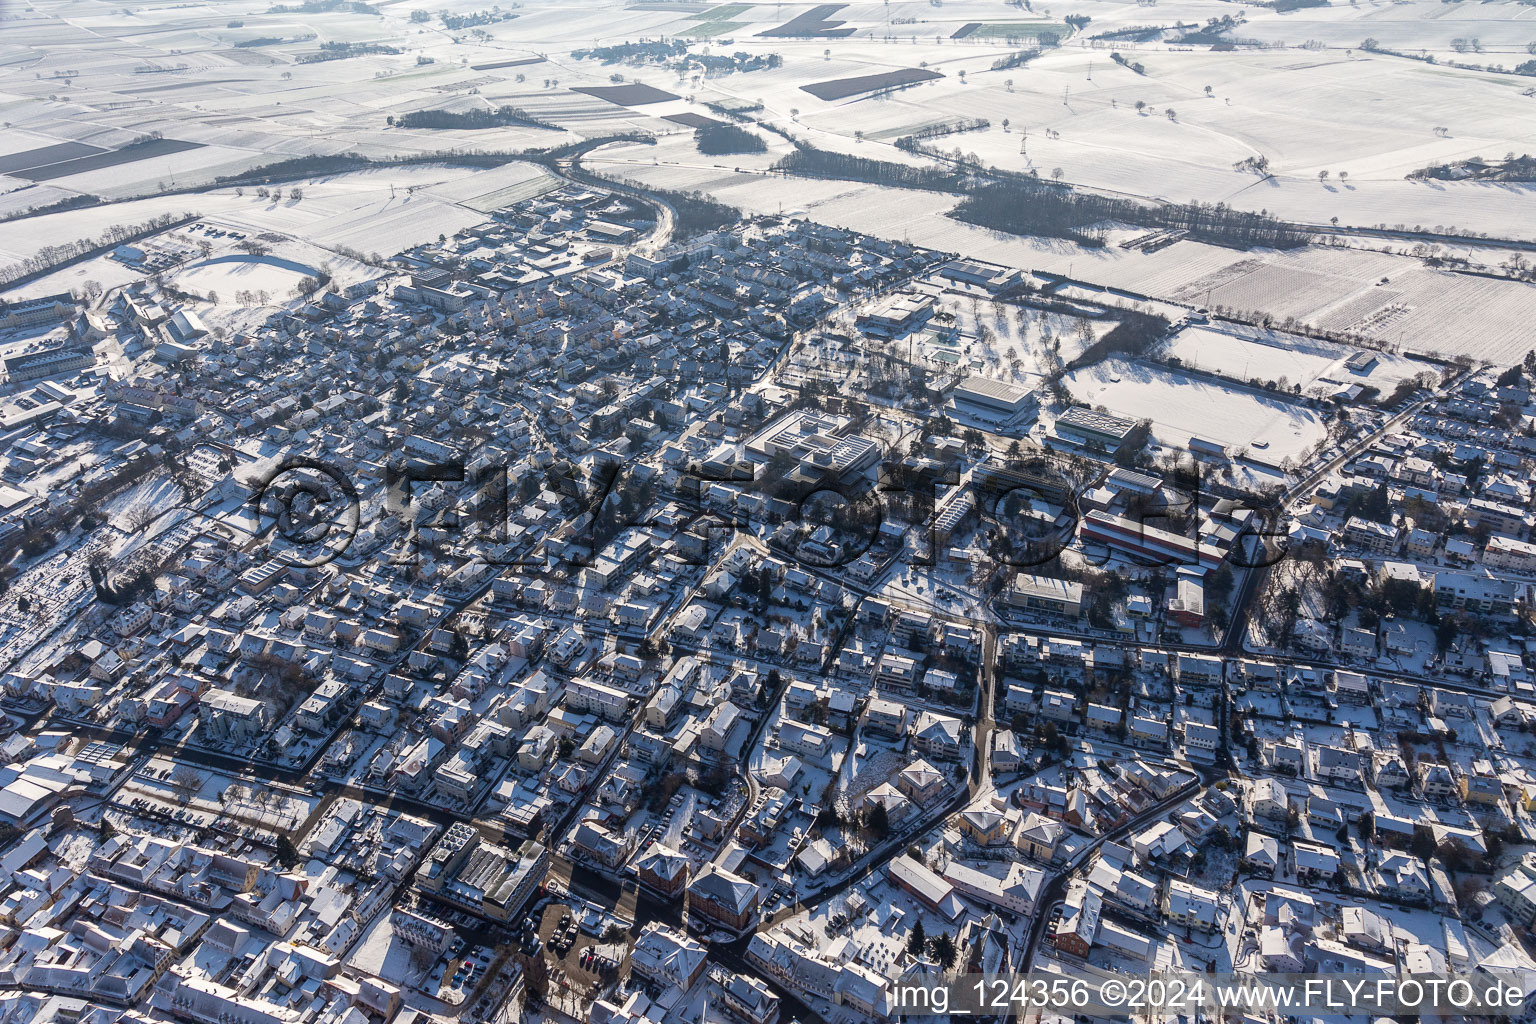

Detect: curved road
548,138,677,254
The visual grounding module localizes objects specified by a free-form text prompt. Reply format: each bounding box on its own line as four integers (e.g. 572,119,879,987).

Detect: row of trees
772,146,969,193
573,39,688,64
618,181,740,239
0,211,197,289
894,117,991,152
1410,152,1536,184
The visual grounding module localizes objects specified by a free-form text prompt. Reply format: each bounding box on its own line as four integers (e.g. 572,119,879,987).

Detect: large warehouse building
1052,406,1142,455
951,375,1040,424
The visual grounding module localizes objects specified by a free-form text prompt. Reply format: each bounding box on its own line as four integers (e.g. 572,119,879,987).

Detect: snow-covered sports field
1061,357,1332,463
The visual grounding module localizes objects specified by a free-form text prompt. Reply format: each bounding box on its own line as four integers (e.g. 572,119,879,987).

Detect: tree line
1410,153,1536,184
772,143,1312,250
952,181,1313,250
298,42,400,63
439,9,518,30
642,186,741,239
773,146,971,192
212,148,541,189
894,117,991,149
0,211,198,289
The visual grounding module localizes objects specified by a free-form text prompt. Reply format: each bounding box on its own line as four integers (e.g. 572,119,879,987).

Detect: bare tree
169,765,206,804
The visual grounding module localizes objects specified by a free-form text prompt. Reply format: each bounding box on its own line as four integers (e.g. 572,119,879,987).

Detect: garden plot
1162,243,1536,364
759,4,858,39
11,143,270,202
0,140,108,176
9,138,205,182
571,83,681,106
663,111,729,129
1062,357,1330,463
1183,262,1363,324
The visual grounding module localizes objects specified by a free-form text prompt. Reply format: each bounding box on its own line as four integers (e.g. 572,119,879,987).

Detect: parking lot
532,900,628,1000
424,939,494,1005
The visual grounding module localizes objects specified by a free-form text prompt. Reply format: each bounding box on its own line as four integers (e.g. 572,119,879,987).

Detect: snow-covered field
0,161,549,286
175,254,320,302
1061,357,1331,462
783,43,1536,238
99,475,185,539
5,0,1533,236
1162,323,1433,397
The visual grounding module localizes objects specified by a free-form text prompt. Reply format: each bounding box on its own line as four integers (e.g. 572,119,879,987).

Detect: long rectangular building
0,293,75,330
5,346,93,382
1008,573,1083,617
1080,509,1225,572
